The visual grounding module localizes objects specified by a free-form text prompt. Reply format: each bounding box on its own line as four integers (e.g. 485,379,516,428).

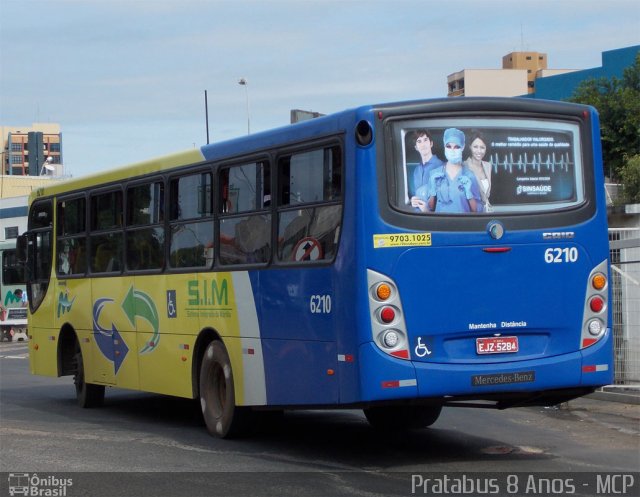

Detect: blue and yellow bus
19,97,612,437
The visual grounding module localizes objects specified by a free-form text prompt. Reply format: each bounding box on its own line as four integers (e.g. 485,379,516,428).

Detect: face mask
445,147,463,164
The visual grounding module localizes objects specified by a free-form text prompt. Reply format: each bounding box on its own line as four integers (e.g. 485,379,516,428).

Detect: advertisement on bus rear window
393,119,584,214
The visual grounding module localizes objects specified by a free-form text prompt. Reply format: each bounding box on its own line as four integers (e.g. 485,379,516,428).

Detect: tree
621,154,640,203
568,53,640,193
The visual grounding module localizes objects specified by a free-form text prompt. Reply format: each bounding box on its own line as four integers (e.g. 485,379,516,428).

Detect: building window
50,143,61,152
10,155,23,164
526,56,532,60
5,227,19,239
10,143,22,152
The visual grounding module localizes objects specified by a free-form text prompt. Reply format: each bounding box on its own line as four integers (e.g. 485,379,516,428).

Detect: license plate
476,336,519,354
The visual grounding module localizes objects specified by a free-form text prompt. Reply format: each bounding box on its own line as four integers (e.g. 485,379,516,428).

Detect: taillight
382,330,399,348
589,296,605,313
376,283,392,301
580,262,609,349
592,273,607,291
379,306,396,324
367,270,410,360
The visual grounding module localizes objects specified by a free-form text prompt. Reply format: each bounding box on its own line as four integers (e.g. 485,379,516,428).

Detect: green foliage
621,154,640,203
568,53,640,188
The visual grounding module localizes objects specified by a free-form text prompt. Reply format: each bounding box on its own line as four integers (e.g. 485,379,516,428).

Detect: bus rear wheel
199,341,250,438
363,405,442,431
73,351,105,408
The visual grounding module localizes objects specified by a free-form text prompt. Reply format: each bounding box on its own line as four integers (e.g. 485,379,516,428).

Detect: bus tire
74,351,105,408
199,341,250,438
363,405,442,430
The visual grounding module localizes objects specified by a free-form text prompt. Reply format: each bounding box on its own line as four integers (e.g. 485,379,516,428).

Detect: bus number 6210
544,247,578,263
310,294,332,314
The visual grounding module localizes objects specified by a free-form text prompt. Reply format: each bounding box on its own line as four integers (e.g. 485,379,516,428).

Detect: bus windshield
390,117,584,215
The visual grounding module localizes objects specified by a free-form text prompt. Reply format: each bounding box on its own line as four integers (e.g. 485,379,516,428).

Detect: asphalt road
1,341,638,497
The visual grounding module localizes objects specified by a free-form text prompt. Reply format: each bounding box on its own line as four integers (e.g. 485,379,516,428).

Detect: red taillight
590,297,605,313
380,307,395,323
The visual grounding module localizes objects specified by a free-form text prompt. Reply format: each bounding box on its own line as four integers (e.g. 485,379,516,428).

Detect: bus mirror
16,234,28,263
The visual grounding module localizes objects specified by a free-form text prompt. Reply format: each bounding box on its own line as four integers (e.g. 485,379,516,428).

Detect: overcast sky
1,0,638,178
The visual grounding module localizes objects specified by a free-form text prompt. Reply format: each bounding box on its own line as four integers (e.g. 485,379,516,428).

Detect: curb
587,387,640,405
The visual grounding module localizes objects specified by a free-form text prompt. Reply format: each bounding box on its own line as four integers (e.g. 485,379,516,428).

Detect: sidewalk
589,385,640,405
565,387,640,435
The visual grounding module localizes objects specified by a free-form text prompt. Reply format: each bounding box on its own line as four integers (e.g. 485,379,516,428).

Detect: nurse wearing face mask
415,128,481,213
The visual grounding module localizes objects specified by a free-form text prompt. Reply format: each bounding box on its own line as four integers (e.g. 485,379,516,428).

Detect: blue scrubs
418,166,482,213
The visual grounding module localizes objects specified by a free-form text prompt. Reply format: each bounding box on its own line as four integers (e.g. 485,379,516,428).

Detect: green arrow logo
122,286,160,354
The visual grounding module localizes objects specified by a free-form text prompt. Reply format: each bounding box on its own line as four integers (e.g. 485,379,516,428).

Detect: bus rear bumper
358,330,613,405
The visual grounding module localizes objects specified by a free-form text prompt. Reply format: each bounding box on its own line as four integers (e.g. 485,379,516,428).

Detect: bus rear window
390,118,584,215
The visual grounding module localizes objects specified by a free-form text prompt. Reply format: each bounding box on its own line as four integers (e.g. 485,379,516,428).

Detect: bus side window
218,161,271,266
125,182,164,271
276,145,342,263
93,244,113,272
56,197,87,276
168,171,214,269
73,244,86,273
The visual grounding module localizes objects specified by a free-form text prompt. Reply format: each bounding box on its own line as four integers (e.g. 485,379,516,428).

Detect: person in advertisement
409,129,444,199
14,288,27,306
414,128,482,213
463,130,492,212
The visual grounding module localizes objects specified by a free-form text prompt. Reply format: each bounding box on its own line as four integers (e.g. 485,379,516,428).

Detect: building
1,124,67,239
447,68,529,97
0,175,66,240
447,46,639,100
1,123,63,176
0,195,29,242
502,51,549,92
531,45,639,100
447,50,579,97
447,50,577,97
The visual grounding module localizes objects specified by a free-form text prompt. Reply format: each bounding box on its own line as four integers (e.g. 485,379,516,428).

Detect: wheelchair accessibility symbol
414,337,433,358
167,290,177,318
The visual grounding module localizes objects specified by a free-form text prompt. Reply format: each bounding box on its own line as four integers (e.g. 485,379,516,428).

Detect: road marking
0,345,29,359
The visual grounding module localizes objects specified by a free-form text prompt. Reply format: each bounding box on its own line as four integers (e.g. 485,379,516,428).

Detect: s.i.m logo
186,278,231,318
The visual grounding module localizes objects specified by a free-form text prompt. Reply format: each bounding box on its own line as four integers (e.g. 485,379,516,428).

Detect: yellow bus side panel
29,327,59,377
112,331,139,391
29,278,57,376
137,332,195,398
33,269,266,404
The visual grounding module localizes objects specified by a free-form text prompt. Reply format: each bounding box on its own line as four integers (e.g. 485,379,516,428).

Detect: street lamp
39,156,55,176
238,78,250,135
